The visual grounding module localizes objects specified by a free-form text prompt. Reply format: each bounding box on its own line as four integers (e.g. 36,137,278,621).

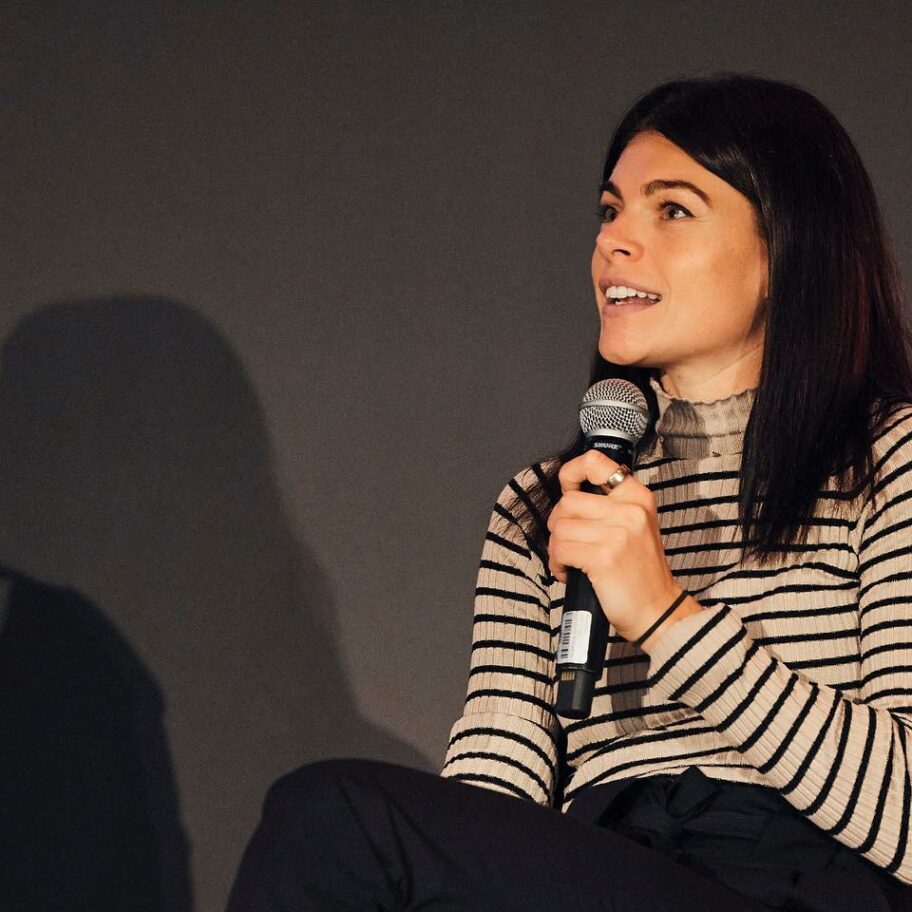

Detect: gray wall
2,2,910,909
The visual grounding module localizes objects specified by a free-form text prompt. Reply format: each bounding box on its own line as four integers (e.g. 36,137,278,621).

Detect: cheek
701,240,767,324
591,246,603,282
728,249,767,328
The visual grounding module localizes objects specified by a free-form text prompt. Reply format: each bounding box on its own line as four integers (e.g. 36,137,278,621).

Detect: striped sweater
441,376,912,883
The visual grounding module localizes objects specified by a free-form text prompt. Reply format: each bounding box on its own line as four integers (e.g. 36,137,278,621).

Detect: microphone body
555,435,634,718
554,380,649,719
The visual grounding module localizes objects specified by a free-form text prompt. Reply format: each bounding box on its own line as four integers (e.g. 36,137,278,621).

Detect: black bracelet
631,590,689,648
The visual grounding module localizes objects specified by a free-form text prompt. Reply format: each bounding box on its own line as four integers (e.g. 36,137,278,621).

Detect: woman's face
591,131,768,398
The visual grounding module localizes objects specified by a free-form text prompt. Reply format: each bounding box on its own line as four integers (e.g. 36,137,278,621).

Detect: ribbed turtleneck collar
647,375,756,458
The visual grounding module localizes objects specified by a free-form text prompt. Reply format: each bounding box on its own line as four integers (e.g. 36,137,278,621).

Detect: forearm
647,603,912,880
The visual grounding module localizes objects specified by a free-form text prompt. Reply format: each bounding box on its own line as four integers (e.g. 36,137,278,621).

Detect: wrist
637,593,703,654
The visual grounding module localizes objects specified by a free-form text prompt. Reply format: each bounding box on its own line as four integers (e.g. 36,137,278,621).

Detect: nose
595,212,644,260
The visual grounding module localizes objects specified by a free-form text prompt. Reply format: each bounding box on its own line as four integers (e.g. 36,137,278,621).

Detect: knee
262,758,392,820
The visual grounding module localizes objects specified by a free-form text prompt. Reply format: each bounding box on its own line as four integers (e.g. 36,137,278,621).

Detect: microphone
554,379,650,719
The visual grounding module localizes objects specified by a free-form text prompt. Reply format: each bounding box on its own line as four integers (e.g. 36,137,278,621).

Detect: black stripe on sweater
601,653,649,670
740,674,799,753
465,688,555,718
826,709,877,836
508,477,549,544
674,563,743,579
717,658,777,732
447,725,557,777
780,694,841,795
442,750,550,799
861,641,912,662
474,590,549,615
802,698,853,817
564,717,705,764
754,626,857,648
859,569,912,602
562,701,689,736
773,538,856,552
581,724,719,766
468,664,554,687
857,732,894,854
471,639,553,661
531,461,561,508
446,772,535,801
686,560,856,599
710,581,857,605
485,529,529,559
861,619,912,641
860,594,910,621
661,517,741,536
872,441,912,498
664,539,750,556
592,676,650,698
634,455,684,472
858,516,912,557
877,409,912,448
699,560,857,582
648,469,740,491
564,746,730,801
860,664,912,689
865,487,912,537
788,653,857,672
742,603,858,624
670,628,748,702
694,642,762,714
658,494,739,514
757,685,820,774
886,724,910,874
650,604,732,688
480,558,549,594
472,612,552,635
865,686,912,702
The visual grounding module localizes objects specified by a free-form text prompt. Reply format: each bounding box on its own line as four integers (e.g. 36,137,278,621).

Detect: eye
596,200,692,223
660,200,692,220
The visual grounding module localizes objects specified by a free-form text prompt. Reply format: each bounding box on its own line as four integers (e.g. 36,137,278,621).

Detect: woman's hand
546,449,702,651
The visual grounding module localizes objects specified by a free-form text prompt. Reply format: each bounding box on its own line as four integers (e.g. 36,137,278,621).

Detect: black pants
226,759,904,912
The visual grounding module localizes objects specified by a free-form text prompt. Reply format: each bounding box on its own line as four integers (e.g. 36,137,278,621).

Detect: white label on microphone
557,611,592,665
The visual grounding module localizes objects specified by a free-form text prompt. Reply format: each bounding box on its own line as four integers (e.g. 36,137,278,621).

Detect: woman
227,74,912,911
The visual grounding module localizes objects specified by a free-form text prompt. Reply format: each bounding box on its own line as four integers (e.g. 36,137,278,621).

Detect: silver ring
604,465,631,491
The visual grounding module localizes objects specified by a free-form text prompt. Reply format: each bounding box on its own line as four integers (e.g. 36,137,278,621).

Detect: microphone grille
579,379,650,441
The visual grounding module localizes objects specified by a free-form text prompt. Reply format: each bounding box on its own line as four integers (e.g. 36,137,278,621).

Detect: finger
549,531,626,579
547,491,597,531
551,492,644,525
550,516,615,543
547,491,608,533
557,450,620,493
557,452,655,510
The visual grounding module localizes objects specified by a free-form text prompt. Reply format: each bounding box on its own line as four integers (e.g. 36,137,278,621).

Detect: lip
598,275,662,297
601,300,657,318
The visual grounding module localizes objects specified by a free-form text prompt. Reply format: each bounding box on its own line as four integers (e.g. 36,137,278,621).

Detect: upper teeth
605,285,661,301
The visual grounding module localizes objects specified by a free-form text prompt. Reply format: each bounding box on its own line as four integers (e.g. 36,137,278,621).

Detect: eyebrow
600,178,711,206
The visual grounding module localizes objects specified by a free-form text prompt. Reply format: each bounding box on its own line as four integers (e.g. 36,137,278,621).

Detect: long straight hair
505,74,912,567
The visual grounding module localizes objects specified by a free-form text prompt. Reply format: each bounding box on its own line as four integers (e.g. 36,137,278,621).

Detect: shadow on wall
0,297,429,911
0,566,186,911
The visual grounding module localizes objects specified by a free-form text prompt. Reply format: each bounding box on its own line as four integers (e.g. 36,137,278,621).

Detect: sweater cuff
647,602,751,708
440,711,558,804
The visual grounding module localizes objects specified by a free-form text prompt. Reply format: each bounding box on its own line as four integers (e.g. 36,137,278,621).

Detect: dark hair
504,73,912,567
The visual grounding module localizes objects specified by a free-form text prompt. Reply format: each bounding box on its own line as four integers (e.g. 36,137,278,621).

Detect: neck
658,344,763,401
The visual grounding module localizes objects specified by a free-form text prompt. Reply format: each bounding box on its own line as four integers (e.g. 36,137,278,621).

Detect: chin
597,346,649,368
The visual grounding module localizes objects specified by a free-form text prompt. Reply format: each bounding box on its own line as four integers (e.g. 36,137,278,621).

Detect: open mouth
606,295,657,306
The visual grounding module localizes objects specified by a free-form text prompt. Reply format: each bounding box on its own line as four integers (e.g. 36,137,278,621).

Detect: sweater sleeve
646,406,912,882
440,466,560,805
